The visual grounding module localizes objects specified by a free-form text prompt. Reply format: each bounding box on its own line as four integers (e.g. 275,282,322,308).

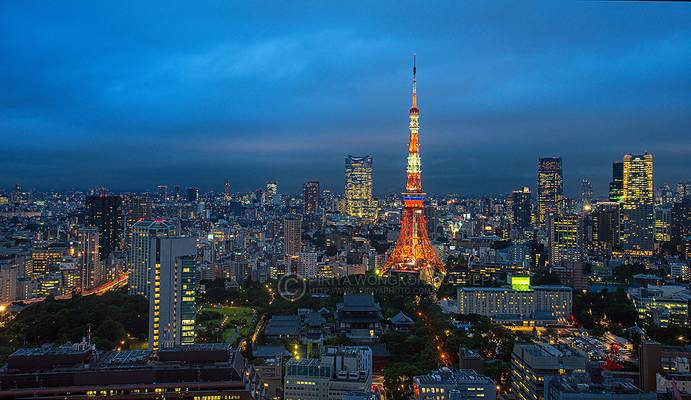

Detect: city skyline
1,2,691,195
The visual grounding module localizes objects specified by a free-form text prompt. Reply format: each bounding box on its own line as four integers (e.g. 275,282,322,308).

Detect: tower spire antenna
412,53,417,107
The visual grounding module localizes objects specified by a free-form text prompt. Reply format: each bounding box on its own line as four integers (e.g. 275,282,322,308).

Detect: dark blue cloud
1,1,690,196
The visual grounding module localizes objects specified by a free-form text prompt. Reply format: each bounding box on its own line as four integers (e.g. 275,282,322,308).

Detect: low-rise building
413,368,496,400
629,285,690,327
511,343,587,400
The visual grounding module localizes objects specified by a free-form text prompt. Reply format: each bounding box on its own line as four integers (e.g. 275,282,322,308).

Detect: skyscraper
157,185,167,201
77,226,101,292
511,187,532,230
284,214,302,258
148,236,196,351
85,194,121,261
186,187,199,203
591,201,620,255
380,57,444,285
537,157,563,224
302,181,320,216
128,219,176,297
266,181,278,204
581,178,593,207
620,153,654,256
609,162,624,203
345,155,376,220
671,197,691,257
548,214,582,265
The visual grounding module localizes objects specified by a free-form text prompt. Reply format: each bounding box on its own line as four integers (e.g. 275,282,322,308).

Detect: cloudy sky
1,1,690,196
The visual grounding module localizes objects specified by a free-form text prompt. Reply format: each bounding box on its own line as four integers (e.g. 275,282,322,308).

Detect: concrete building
0,342,250,400
546,373,655,400
413,368,496,400
128,219,176,297
639,341,691,392
511,343,587,400
284,214,302,258
283,346,372,400
148,236,197,351
629,285,690,327
620,153,654,256
458,281,572,325
77,226,101,292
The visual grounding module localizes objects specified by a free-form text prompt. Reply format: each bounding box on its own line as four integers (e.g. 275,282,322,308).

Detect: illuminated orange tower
380,56,445,285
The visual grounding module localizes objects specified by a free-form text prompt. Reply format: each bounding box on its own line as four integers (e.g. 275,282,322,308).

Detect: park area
197,305,255,345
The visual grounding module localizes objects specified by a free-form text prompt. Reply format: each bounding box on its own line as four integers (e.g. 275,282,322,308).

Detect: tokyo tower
379,56,445,285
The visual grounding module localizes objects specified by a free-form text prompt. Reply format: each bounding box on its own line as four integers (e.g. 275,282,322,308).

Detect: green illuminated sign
511,276,531,291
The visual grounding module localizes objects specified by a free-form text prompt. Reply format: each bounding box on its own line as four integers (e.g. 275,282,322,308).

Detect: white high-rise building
128,219,176,297
77,226,101,291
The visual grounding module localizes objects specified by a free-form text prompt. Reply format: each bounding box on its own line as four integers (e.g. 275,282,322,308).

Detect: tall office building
675,181,691,202
266,181,278,204
77,226,101,292
125,196,153,238
148,237,196,351
620,153,654,256
186,187,199,203
302,181,320,216
581,178,593,207
284,214,302,258
591,202,620,253
157,185,167,201
345,155,377,220
511,187,532,230
128,220,176,297
537,157,563,224
173,185,180,201
609,162,624,203
85,194,121,261
671,197,691,256
547,214,582,265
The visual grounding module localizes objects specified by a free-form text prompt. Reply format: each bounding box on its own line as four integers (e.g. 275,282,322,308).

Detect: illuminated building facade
77,226,101,292
284,214,302,258
345,155,376,220
283,346,372,400
186,187,199,203
547,214,582,266
512,187,532,230
413,369,496,400
537,157,563,224
609,161,624,202
380,57,444,285
85,194,121,260
654,205,671,243
581,178,593,208
303,180,320,216
128,219,176,297
511,343,587,400
148,236,196,351
620,153,654,256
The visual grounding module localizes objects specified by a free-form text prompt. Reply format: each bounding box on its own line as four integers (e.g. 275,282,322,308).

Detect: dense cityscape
1,2,691,400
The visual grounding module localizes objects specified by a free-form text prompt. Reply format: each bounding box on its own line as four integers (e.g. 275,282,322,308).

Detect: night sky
1,2,690,196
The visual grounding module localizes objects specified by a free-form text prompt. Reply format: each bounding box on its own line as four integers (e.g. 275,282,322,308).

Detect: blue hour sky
1,1,690,196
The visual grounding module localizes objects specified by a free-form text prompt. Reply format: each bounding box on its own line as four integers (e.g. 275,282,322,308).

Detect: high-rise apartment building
284,214,302,258
609,162,624,203
537,157,563,224
77,226,101,292
85,194,121,260
345,155,376,220
186,187,199,203
548,214,582,265
620,153,654,256
148,237,196,351
128,219,176,297
512,187,532,230
303,181,320,216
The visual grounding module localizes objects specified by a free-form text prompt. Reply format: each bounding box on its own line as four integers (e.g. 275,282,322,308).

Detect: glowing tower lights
379,56,445,286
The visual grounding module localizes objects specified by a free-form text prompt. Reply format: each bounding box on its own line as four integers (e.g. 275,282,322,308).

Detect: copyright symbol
277,273,306,302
